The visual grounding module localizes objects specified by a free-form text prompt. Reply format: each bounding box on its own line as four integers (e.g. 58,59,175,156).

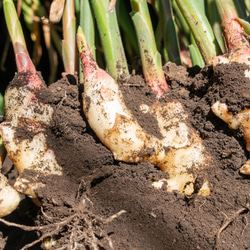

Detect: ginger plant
77,26,211,196
0,0,64,217
175,0,250,175
130,0,168,97
2,0,250,219
209,0,250,174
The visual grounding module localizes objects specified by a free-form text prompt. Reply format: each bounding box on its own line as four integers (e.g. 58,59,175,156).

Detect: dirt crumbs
1,62,250,249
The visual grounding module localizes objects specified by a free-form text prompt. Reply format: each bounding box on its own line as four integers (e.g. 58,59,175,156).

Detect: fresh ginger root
0,141,20,217
0,0,63,204
0,70,63,199
212,101,250,175
77,27,211,196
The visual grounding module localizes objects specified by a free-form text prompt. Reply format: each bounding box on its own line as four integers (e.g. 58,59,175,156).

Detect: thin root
53,91,67,119
0,197,126,250
241,213,249,236
215,200,250,249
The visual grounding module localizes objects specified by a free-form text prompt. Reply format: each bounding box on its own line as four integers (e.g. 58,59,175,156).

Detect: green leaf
206,0,225,53
189,44,205,68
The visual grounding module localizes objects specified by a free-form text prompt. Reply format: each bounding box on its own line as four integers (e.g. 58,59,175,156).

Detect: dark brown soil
1,62,250,250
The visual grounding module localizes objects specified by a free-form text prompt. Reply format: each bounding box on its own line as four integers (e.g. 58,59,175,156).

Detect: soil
1,62,250,250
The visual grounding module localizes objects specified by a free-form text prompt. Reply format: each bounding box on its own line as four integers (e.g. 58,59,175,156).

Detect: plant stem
116,0,139,56
90,0,129,80
175,0,220,64
80,0,95,59
189,44,204,67
215,0,248,52
77,27,97,79
233,0,247,18
3,0,36,73
206,0,225,53
79,0,96,83
62,0,76,75
130,0,168,97
158,0,181,65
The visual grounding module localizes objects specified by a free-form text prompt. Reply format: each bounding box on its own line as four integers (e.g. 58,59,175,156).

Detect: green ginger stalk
130,0,168,98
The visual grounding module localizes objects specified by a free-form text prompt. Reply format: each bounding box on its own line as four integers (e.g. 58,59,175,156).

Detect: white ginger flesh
0,72,63,198
141,101,211,195
212,101,250,175
0,142,20,217
0,173,20,217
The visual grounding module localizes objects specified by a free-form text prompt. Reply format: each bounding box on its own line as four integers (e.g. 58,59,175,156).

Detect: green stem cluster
130,0,168,97
91,0,129,80
175,0,220,64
